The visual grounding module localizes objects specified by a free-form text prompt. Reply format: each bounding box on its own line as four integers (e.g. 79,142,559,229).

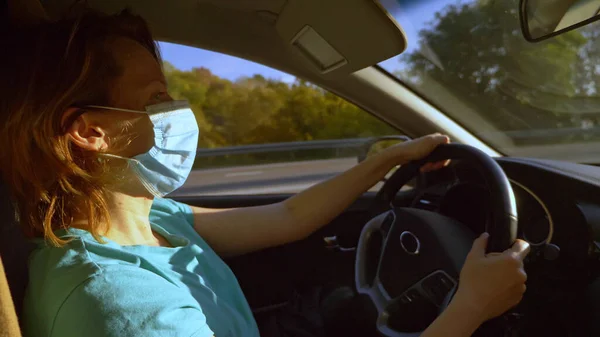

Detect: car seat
1,257,21,337
0,182,34,337
1,0,38,333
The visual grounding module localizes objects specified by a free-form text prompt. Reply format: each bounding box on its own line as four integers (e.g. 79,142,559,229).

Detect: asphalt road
170,157,362,196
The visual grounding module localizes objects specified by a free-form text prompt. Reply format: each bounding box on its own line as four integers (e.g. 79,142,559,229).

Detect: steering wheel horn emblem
400,231,420,255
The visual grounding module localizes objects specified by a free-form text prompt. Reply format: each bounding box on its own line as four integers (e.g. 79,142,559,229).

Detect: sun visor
275,0,407,77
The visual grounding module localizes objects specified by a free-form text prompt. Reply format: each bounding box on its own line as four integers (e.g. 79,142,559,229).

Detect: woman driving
0,6,529,337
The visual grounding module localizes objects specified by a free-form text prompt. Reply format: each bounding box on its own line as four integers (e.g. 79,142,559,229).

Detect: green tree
163,61,397,168
401,0,593,146
164,62,396,147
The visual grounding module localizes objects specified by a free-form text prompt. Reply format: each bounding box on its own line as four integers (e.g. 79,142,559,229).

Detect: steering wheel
355,144,518,336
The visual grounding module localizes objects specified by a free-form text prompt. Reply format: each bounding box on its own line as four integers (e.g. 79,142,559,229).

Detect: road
170,157,361,196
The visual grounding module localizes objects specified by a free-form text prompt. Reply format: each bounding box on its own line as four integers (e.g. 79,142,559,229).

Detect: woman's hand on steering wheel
452,233,530,324
381,133,451,171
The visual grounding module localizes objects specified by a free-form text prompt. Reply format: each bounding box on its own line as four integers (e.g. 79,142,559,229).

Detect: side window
159,42,399,196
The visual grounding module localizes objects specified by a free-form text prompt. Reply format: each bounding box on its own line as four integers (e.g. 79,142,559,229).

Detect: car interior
3,0,600,336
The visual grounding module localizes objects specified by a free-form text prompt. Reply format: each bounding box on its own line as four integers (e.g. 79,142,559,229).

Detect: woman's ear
62,107,109,152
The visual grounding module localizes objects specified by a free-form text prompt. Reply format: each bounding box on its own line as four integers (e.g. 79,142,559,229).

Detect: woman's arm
190,134,449,257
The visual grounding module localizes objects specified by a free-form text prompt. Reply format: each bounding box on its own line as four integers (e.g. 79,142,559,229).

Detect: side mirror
520,0,600,42
357,135,411,163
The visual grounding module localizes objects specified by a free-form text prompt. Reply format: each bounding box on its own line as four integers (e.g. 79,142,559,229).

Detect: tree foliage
400,0,600,146
163,64,397,150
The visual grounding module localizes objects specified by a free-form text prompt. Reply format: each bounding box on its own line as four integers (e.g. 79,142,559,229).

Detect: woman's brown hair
0,9,161,246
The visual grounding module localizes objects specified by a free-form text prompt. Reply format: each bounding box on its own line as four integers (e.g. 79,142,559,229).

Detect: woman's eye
150,92,167,103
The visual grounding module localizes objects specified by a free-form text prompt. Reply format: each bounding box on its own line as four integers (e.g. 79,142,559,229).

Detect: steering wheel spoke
361,270,458,336
356,209,466,335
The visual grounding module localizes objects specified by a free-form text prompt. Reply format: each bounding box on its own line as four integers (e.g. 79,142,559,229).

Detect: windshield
379,0,600,163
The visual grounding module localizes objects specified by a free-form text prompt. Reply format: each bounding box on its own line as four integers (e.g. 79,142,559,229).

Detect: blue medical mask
87,100,199,197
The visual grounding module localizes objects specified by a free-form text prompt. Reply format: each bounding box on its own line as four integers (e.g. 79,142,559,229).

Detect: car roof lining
45,1,297,73
42,0,405,80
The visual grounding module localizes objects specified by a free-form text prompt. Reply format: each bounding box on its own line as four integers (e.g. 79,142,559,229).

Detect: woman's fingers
468,232,489,258
509,239,531,260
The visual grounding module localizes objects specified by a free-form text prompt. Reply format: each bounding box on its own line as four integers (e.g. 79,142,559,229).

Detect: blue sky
158,42,297,82
158,0,452,81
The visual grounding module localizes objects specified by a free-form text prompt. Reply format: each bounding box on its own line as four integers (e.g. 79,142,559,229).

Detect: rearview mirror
520,0,600,42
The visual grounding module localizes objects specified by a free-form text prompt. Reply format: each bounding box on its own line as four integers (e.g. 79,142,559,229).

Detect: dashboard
407,157,600,336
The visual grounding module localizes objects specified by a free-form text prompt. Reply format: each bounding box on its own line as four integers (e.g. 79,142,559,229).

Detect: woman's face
67,37,171,159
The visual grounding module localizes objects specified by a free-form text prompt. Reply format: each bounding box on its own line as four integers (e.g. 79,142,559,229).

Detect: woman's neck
74,191,169,247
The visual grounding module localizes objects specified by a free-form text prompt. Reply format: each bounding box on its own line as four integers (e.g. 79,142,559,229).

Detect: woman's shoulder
24,236,103,336
27,229,125,281
49,265,212,337
25,255,210,337
28,235,102,288
26,232,147,312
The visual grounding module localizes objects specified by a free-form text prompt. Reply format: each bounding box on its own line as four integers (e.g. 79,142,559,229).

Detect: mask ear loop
61,104,124,134
61,108,88,134
85,105,147,114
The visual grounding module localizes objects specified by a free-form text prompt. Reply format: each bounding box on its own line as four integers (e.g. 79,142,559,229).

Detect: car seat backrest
0,182,34,336
0,256,22,337
2,1,51,335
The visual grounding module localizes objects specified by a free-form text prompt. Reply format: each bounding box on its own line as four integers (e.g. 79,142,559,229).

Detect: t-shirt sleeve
151,197,195,228
50,267,214,337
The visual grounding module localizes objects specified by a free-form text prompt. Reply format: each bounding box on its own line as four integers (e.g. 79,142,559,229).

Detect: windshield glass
379,0,600,163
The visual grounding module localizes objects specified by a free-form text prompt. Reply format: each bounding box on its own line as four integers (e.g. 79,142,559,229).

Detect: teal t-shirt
23,198,259,337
